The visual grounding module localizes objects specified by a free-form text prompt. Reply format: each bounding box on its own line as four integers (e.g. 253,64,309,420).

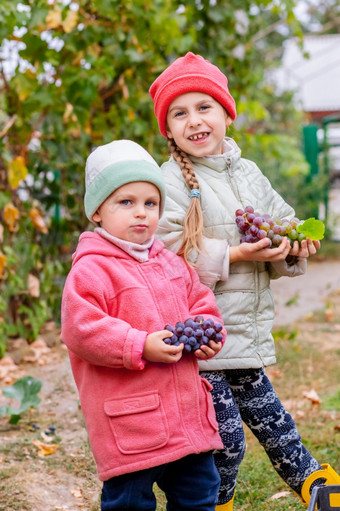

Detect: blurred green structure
303,116,340,239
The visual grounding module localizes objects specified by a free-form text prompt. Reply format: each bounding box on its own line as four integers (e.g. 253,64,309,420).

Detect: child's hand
194,340,222,360
231,237,292,263
289,238,320,258
143,330,184,363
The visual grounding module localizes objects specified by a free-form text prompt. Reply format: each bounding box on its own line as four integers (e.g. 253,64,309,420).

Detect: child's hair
149,52,237,262
167,137,203,262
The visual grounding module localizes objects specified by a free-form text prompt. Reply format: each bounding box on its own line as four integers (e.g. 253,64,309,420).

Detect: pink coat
61,232,224,481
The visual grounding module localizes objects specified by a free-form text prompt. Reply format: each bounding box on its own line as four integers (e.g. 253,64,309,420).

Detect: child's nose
188,111,202,126
135,204,146,217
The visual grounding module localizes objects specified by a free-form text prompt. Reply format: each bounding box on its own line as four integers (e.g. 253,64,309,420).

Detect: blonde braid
167,138,204,263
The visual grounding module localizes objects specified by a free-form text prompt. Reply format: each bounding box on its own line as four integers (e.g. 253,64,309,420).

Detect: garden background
0,1,339,510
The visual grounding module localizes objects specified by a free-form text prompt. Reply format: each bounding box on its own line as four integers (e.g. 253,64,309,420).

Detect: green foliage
284,293,300,307
0,376,42,424
0,0,325,355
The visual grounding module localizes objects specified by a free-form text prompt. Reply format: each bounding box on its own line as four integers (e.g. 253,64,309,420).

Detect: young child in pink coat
61,139,226,511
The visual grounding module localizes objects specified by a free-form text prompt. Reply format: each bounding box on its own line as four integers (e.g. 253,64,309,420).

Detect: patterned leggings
200,368,321,505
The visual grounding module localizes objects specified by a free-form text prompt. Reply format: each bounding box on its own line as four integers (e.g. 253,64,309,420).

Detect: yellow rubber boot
216,493,234,510
299,464,340,507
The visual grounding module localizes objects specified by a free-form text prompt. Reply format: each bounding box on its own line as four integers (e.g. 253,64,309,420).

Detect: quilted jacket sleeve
268,257,307,279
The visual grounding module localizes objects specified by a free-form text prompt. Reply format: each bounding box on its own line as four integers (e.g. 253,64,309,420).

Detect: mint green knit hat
84,140,167,222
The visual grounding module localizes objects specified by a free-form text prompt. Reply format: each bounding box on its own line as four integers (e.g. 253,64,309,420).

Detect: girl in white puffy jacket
149,52,339,510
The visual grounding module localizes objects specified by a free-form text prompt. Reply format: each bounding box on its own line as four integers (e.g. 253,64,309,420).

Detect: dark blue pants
101,451,220,510
201,368,322,505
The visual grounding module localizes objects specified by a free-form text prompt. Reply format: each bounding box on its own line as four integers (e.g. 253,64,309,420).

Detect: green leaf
0,376,42,422
285,293,299,307
9,414,21,425
297,218,325,241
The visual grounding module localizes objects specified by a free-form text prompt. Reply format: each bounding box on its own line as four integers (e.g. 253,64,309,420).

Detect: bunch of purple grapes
163,316,224,352
235,205,306,247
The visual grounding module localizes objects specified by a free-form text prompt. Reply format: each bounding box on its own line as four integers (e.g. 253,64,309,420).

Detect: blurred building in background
274,34,340,240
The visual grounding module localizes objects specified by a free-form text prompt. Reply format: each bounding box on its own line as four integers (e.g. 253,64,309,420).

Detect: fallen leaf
0,355,25,383
8,156,28,189
295,410,306,420
71,488,83,498
285,293,299,307
63,102,74,122
28,274,40,298
62,10,78,33
32,439,59,456
87,43,101,58
29,207,48,234
41,431,55,443
0,251,7,279
303,389,321,405
46,6,62,29
3,203,20,232
22,338,50,364
269,490,291,500
324,308,334,321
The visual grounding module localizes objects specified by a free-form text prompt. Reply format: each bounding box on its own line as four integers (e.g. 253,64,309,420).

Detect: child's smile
188,132,210,142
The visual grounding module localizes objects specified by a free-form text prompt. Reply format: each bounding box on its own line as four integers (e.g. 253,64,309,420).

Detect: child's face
92,181,160,244
166,92,232,157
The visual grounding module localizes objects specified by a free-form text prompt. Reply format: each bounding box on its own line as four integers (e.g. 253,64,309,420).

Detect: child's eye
145,200,157,207
174,110,185,118
200,105,210,111
120,199,131,205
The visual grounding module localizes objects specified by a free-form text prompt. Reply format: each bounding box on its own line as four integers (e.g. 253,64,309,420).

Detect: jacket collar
95,228,154,262
189,137,241,173
72,231,164,266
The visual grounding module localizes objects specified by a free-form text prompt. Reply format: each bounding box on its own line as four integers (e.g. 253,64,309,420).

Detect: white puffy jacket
157,138,307,370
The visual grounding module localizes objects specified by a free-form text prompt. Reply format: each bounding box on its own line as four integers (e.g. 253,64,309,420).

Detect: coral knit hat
149,52,237,137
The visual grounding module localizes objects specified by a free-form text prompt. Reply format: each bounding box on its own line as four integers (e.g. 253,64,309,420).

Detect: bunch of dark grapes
235,205,306,247
163,316,223,353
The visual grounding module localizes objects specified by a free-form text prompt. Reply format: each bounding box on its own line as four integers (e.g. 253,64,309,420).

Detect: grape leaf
297,218,325,240
0,376,42,424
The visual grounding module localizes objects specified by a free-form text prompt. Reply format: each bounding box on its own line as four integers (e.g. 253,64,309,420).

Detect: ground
0,258,339,511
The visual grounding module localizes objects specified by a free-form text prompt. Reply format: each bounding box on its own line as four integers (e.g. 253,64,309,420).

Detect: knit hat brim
84,160,167,222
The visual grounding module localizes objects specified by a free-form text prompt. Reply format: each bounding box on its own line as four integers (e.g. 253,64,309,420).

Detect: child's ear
92,211,101,223
225,114,233,128
166,124,173,139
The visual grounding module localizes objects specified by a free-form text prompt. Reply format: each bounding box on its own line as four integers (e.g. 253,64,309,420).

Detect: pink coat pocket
104,391,169,454
201,378,219,432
